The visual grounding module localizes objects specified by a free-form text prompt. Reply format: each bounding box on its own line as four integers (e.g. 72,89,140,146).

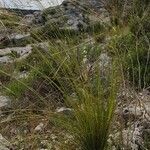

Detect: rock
22,14,35,25
0,96,11,109
22,11,44,26
99,53,111,68
0,45,32,64
34,123,44,132
36,42,49,52
56,107,72,115
0,56,12,63
50,134,57,141
99,52,111,80
33,11,44,24
115,89,150,149
0,33,31,48
42,0,89,31
109,121,145,150
9,33,30,40
0,48,11,56
14,71,29,80
0,134,11,150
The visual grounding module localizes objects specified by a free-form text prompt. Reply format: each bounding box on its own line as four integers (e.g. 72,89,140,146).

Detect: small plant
54,62,119,150
44,42,119,150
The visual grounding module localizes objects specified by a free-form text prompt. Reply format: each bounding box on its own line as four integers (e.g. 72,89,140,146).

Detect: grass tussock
0,0,150,149
54,66,119,150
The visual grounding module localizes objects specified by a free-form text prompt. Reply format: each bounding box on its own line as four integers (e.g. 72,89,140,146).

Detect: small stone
34,123,44,132
56,107,72,115
50,134,57,141
0,96,11,109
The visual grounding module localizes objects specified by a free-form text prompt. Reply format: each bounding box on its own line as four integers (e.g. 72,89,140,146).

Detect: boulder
30,0,111,39
42,0,90,31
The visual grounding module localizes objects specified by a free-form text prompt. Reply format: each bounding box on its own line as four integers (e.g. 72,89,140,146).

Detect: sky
0,0,64,10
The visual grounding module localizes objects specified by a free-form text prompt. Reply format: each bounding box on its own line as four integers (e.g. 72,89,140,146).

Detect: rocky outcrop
21,11,44,26
33,0,110,32
0,33,31,48
42,0,89,31
0,45,32,63
0,42,49,64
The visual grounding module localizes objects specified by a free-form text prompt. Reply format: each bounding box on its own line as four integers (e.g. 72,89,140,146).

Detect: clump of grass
53,62,119,150
40,41,119,149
